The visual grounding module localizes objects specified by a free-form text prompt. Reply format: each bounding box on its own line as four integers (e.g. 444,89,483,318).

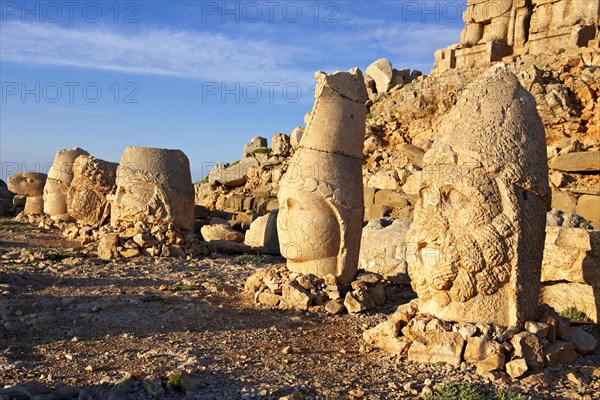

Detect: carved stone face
43,179,68,216
112,167,170,225
277,185,340,263
409,168,511,309
110,147,194,232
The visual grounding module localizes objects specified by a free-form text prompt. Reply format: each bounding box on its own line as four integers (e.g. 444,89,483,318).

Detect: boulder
463,337,504,367
549,151,600,172
544,341,577,367
244,210,279,254
208,240,251,254
576,195,600,225
272,133,291,157
505,359,528,379
366,170,401,190
281,282,313,310
568,327,597,355
98,233,119,260
551,192,577,214
363,324,412,355
66,155,118,227
540,283,598,323
290,126,304,149
208,157,260,188
524,321,549,338
396,143,425,168
541,227,600,286
407,331,465,366
359,218,411,281
365,58,394,93
511,332,545,371
201,223,244,243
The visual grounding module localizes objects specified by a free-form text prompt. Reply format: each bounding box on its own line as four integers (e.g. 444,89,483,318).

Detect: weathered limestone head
277,68,367,285
111,146,194,231
406,64,550,327
44,147,90,218
8,172,48,214
67,155,118,227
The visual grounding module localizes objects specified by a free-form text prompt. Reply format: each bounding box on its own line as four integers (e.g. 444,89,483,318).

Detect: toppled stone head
406,64,550,327
66,155,118,227
8,172,48,214
110,146,194,232
277,68,367,285
44,147,90,218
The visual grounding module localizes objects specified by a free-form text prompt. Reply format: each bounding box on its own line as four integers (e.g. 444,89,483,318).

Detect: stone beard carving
406,65,550,327
7,172,47,215
44,147,89,219
278,69,367,285
111,147,194,232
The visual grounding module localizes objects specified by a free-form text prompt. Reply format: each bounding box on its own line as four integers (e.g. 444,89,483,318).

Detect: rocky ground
1,218,599,400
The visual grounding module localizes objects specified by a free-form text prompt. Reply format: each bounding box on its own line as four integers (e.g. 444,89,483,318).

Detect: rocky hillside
199,46,600,230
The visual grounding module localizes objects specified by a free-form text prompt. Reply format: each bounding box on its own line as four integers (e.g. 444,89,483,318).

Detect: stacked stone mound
96,223,209,260
245,266,386,315
363,302,597,379
7,172,47,215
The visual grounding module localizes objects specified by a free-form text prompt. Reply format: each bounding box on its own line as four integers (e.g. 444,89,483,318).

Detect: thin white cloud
0,22,313,85
0,19,462,85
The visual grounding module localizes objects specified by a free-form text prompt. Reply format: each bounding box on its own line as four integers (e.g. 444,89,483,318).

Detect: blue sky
0,0,465,181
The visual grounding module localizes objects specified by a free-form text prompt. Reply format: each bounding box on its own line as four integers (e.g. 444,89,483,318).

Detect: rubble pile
364,301,597,379
245,267,389,315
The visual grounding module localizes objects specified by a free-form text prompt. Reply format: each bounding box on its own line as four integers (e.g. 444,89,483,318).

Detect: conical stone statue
406,64,550,327
277,69,367,285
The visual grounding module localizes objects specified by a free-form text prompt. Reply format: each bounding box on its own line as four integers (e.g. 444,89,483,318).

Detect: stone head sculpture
67,155,118,227
8,172,48,214
406,64,550,327
111,146,194,232
44,147,90,219
278,69,367,285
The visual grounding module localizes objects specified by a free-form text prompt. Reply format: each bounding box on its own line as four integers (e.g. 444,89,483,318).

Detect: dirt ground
1,218,599,400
